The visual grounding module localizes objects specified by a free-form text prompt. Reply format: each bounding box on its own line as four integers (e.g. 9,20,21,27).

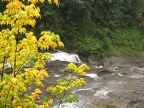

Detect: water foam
51,50,82,63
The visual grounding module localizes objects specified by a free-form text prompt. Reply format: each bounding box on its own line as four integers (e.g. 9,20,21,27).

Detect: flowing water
50,50,82,63
34,51,144,108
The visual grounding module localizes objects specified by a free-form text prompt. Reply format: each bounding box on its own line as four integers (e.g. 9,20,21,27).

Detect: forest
1,0,144,57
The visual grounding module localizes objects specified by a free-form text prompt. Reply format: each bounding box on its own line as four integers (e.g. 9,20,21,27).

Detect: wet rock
97,70,113,76
86,55,103,65
126,99,144,108
134,62,144,68
106,104,121,108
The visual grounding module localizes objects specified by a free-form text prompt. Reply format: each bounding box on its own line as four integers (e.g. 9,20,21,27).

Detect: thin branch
1,57,6,82
13,44,17,78
17,52,39,73
17,53,31,72
57,74,73,108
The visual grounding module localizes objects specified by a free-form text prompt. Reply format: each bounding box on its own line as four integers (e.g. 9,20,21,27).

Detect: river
32,50,144,108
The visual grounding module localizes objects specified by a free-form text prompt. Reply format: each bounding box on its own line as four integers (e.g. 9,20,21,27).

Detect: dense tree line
1,0,144,56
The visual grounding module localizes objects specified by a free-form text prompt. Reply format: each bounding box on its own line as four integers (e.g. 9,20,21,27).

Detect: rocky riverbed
30,50,144,108
46,55,144,108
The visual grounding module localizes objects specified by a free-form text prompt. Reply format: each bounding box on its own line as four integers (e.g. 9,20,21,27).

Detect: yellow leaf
11,78,19,85
17,106,22,108
48,0,52,4
53,0,59,6
39,0,45,3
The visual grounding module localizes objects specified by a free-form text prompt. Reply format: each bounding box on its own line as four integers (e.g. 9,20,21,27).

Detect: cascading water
50,50,82,63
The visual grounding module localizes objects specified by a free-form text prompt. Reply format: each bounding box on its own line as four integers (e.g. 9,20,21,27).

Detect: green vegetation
36,0,144,57
107,28,144,56
0,0,144,57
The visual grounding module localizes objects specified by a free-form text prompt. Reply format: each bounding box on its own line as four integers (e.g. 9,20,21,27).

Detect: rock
106,105,121,108
86,55,103,65
126,99,144,108
97,69,113,76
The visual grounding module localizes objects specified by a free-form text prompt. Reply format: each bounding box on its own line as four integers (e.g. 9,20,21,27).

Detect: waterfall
50,50,82,63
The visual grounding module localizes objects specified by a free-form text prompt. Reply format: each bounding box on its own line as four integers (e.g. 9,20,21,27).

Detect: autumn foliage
0,0,89,108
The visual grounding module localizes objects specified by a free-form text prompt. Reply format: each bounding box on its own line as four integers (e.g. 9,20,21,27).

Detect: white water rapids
50,50,82,63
